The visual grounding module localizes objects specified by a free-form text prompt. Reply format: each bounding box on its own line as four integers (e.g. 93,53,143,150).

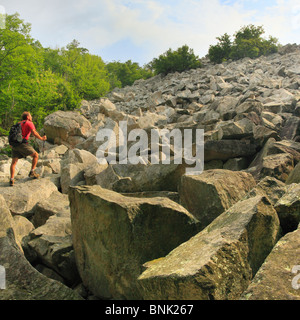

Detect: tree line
0,13,153,133
0,13,280,134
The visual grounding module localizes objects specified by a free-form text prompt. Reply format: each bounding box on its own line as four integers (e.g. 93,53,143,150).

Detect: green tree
0,14,81,132
43,47,65,75
45,40,111,100
0,13,42,128
229,24,279,60
208,33,232,63
106,60,153,88
234,24,265,41
208,25,279,63
148,45,201,75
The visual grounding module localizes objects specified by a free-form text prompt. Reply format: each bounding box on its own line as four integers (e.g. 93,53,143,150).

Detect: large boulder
31,191,70,228
267,140,300,163
0,232,82,300
179,170,256,229
280,116,300,140
0,178,58,216
138,195,280,300
25,211,79,286
235,100,263,115
12,215,34,252
69,185,200,299
91,162,186,193
286,161,300,184
267,88,296,110
0,158,31,179
0,194,34,252
223,157,249,171
248,138,298,181
0,194,82,300
204,140,257,162
242,227,300,300
44,111,92,147
274,183,300,234
60,149,99,194
60,163,86,194
75,117,121,154
246,176,287,206
0,195,14,238
216,118,255,140
259,153,294,182
213,96,239,120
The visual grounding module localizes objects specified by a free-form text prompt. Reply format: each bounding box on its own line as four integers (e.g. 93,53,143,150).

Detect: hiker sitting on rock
10,111,47,186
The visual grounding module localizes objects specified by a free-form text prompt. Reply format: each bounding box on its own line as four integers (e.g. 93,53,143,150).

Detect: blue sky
1,0,300,65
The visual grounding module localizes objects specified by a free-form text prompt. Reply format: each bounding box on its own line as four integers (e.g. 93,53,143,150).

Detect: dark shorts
11,143,36,159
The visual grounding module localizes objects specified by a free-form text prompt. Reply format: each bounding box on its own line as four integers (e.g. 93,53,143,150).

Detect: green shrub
149,45,201,75
106,60,153,88
208,33,232,64
208,25,279,63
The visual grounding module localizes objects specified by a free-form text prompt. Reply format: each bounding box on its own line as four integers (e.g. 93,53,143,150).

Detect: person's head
22,111,32,121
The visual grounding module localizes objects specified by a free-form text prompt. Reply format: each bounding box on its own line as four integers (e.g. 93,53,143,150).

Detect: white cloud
249,0,300,44
1,0,300,64
79,0,256,60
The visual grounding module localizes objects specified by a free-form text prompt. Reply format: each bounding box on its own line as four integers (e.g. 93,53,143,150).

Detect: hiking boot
10,178,14,186
28,170,40,179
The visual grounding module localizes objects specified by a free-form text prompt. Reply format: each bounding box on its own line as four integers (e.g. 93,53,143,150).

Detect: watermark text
0,265,5,289
96,121,204,175
292,265,300,290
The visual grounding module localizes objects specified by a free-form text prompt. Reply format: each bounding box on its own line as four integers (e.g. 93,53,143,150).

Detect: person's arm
32,129,47,141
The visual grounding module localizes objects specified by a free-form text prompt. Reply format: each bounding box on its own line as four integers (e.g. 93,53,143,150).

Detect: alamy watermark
95,121,204,175
0,5,5,29
0,265,5,290
292,265,300,290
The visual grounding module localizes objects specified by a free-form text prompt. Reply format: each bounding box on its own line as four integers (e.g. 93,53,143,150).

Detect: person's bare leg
29,152,40,178
30,152,38,171
10,158,18,185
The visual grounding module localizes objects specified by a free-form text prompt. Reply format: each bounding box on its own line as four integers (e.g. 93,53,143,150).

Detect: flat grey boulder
90,162,186,193
0,194,82,300
274,183,300,234
138,195,280,300
204,140,257,162
26,212,78,286
31,191,70,228
242,227,300,300
44,111,91,147
179,169,256,229
0,178,58,216
69,185,200,299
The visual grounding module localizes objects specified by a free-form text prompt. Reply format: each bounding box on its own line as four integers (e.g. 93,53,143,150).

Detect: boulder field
1,44,300,300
